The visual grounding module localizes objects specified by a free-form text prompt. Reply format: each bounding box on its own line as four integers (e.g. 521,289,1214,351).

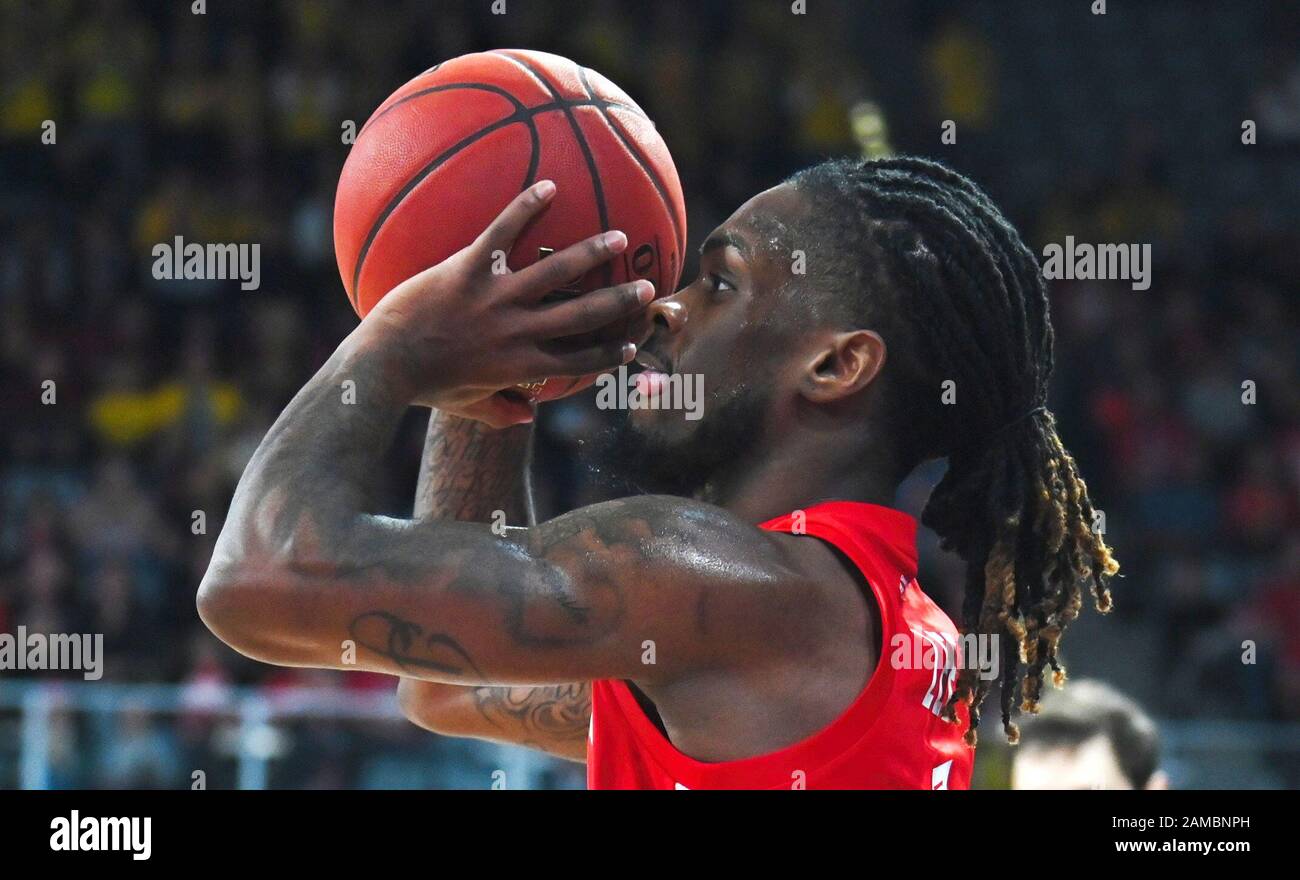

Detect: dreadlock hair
786,155,1119,745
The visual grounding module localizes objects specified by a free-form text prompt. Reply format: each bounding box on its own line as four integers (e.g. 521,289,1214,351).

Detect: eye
708,273,736,293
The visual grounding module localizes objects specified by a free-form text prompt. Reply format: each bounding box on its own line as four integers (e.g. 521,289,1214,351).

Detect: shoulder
537,494,808,581
535,495,855,672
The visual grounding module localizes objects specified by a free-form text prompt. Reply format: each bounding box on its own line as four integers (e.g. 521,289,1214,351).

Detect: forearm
397,679,590,762
402,411,594,758
199,324,413,647
414,410,530,523
197,331,591,684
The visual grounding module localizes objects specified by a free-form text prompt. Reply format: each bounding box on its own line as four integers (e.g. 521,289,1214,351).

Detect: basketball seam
358,81,526,139
491,50,614,288
349,98,650,307
357,77,646,138
362,89,645,141
576,66,686,267
349,107,541,304
360,56,650,137
574,65,686,296
347,62,658,308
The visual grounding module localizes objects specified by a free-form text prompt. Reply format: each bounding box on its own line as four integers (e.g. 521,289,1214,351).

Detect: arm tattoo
415,411,530,523
351,498,745,676
471,682,591,745
350,610,484,679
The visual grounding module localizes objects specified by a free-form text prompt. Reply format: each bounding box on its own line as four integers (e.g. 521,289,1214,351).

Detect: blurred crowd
0,0,1296,787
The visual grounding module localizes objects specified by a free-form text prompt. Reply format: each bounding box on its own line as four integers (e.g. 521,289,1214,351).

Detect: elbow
195,566,242,646
197,559,294,664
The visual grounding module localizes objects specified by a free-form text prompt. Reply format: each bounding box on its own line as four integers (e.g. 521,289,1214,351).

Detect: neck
703,437,903,525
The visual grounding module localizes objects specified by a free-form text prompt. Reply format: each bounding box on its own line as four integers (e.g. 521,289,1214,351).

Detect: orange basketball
333,49,686,403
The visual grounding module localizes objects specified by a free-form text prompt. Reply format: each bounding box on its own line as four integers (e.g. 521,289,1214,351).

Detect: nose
646,296,687,334
632,294,686,348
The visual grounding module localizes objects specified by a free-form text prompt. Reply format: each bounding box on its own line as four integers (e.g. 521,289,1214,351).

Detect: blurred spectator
1012,679,1168,790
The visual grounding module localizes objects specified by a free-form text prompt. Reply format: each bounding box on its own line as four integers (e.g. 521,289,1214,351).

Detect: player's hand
358,180,651,423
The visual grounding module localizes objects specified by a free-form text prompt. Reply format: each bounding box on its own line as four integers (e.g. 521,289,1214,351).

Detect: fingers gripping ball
334,49,686,402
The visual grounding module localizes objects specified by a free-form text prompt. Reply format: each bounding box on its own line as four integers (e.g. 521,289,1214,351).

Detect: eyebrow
699,230,752,262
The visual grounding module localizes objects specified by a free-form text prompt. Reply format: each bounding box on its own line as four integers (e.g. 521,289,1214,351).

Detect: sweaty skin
199,182,889,763
397,411,591,762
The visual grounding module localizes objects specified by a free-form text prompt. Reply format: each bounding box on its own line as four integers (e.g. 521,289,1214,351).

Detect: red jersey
587,501,974,790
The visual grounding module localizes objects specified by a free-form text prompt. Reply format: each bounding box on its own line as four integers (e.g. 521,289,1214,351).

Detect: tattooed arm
411,409,530,523
198,183,821,698
397,411,591,761
199,400,810,687
398,679,591,762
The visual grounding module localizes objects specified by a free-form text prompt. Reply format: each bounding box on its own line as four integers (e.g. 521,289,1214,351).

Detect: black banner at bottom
4,789,1283,865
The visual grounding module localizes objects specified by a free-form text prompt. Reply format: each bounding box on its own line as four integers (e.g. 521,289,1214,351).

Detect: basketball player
198,156,1118,789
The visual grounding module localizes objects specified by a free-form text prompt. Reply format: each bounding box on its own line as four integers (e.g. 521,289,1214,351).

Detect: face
1011,736,1137,790
608,183,817,495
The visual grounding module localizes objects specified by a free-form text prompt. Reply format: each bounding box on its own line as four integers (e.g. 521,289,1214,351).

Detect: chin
600,411,699,494
626,406,700,449
602,380,769,497
628,404,680,430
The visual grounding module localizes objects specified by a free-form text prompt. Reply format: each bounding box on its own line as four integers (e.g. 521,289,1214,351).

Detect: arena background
0,0,1296,790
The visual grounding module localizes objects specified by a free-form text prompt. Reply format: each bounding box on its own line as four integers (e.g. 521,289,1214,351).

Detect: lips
630,350,673,400
633,350,671,374
633,368,671,399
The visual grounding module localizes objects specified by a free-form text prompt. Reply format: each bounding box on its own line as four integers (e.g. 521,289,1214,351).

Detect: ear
799,330,886,403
